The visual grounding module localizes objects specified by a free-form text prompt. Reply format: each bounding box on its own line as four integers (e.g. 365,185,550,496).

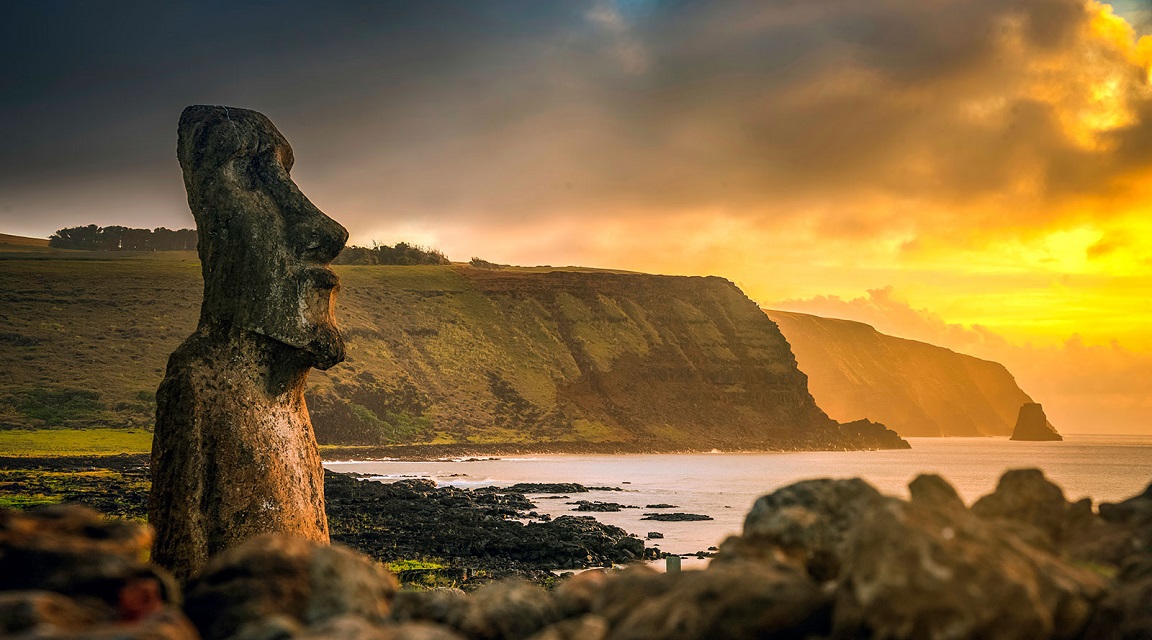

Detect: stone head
177,105,347,369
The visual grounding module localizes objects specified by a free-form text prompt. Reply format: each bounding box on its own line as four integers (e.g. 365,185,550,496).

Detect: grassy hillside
1,253,897,451
767,310,1041,437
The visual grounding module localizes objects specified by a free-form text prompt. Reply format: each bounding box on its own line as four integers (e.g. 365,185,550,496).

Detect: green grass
0,428,152,457
386,558,446,573
0,253,804,451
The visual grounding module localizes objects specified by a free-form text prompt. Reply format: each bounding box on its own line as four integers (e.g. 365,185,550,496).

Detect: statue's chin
305,325,346,371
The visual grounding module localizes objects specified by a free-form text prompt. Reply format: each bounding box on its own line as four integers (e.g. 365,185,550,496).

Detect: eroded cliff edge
0,259,903,450
308,266,902,450
767,309,1039,437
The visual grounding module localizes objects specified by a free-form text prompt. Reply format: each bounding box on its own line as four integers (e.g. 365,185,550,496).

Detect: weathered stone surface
184,534,397,640
0,506,194,639
723,478,884,581
526,615,609,640
972,468,1073,545
1010,402,1062,441
0,505,175,611
834,498,1107,640
0,590,107,635
150,105,348,581
392,589,476,632
607,562,828,640
908,473,966,512
460,580,560,640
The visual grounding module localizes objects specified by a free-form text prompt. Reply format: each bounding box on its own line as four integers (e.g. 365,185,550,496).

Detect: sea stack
1009,402,1062,441
149,106,348,581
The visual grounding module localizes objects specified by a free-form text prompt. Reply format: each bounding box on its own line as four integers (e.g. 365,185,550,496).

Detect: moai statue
150,105,347,581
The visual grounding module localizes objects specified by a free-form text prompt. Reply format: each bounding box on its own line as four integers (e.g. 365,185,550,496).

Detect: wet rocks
639,513,713,521
498,483,623,494
568,501,637,512
324,472,653,576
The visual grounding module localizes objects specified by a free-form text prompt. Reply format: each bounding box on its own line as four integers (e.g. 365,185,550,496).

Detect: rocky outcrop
150,106,349,581
767,309,1041,437
2,258,906,451
1011,402,1063,441
307,268,907,451
0,505,196,639
324,472,655,576
5,470,1152,639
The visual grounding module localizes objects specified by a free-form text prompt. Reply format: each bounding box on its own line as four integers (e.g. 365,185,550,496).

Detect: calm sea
325,435,1152,559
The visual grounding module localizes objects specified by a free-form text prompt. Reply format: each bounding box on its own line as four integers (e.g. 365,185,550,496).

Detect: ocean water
325,434,1152,559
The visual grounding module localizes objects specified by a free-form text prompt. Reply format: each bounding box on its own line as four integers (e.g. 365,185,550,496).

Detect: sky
3,0,1151,433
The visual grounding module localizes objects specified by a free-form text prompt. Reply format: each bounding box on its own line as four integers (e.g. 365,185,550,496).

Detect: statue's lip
307,267,340,289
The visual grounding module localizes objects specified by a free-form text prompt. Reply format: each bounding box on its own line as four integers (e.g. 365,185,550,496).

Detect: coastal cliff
0,257,903,450
310,266,901,450
766,309,1037,437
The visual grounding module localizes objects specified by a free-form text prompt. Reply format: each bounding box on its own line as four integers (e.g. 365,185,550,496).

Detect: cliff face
310,267,883,449
766,310,1036,437
0,258,902,450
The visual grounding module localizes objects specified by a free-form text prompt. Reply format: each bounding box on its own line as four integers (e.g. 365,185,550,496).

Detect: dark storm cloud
2,0,1150,238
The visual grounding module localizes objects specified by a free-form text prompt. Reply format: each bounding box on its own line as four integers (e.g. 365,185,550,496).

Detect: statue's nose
293,201,348,264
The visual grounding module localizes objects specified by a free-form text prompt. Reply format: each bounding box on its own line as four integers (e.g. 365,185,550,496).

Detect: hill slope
766,310,1042,437
0,258,903,451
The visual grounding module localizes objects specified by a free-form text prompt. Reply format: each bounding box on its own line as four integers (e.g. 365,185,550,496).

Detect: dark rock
569,501,635,512
639,513,713,521
1098,480,1152,525
151,105,349,581
644,504,678,509
646,532,663,539
586,566,669,626
721,478,884,581
184,534,398,640
834,499,1107,639
459,580,560,640
393,621,470,640
1010,402,1062,441
502,484,589,494
908,473,965,511
0,505,175,610
836,418,911,449
608,562,829,640
1082,575,1152,640
324,472,646,576
0,506,194,639
972,468,1071,544
526,614,609,640
0,590,106,635
392,589,474,630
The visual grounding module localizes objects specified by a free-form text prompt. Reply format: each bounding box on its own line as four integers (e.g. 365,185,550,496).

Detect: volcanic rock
719,478,885,581
639,513,713,521
183,534,397,640
1010,402,1063,441
834,494,1107,639
607,562,828,640
150,105,349,581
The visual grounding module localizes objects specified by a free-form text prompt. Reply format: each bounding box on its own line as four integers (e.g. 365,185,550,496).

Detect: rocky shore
3,468,1151,639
